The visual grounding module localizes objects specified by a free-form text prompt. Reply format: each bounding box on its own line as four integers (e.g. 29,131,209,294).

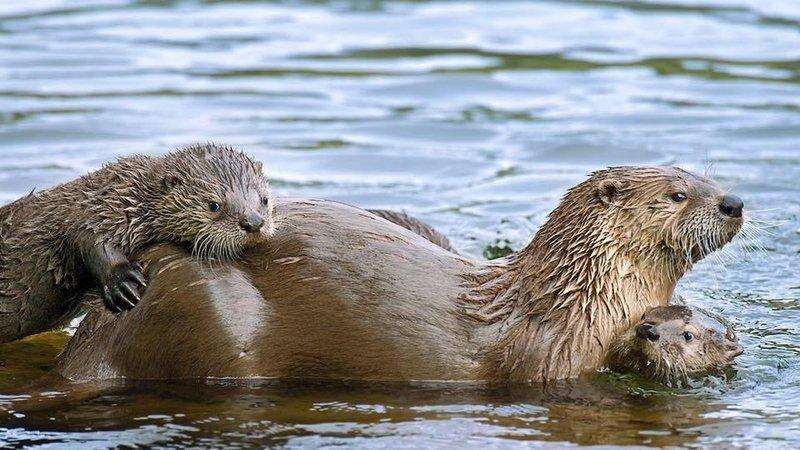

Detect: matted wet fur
365,209,743,385
58,166,744,383
458,167,742,382
0,143,273,344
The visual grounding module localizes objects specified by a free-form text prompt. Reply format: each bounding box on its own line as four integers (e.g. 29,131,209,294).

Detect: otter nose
239,212,264,233
726,343,744,358
719,194,743,218
635,323,660,342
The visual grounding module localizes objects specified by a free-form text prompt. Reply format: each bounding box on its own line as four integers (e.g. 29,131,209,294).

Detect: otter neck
466,203,689,382
95,156,175,254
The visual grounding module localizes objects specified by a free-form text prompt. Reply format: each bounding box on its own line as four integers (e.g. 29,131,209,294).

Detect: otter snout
719,194,744,218
635,323,660,342
725,342,744,359
239,212,264,233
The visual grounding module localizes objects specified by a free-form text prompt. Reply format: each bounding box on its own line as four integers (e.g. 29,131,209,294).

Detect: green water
0,0,799,448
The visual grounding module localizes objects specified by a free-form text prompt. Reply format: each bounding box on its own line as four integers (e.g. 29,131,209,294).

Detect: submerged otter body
0,144,273,344
59,166,744,383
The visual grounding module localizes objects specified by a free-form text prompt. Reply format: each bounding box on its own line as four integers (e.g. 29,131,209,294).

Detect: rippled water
0,0,798,448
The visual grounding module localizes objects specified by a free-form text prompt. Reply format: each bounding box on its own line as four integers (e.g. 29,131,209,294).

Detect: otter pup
58,166,745,383
0,143,273,343
606,305,744,386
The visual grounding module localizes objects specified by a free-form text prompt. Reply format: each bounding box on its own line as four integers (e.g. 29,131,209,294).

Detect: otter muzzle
239,212,264,233
635,323,660,342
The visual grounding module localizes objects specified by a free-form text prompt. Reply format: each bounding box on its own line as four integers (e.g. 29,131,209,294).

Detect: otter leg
0,295,22,343
80,241,147,313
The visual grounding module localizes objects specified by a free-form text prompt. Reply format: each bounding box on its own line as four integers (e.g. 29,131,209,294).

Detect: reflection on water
0,0,799,447
0,360,732,448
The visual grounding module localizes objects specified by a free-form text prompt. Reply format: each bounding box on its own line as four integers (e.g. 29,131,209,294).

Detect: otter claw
127,266,147,288
101,264,147,314
119,281,141,305
101,286,122,313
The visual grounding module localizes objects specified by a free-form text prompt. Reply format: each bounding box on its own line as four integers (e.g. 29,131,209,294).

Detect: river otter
606,305,743,385
57,166,744,383
464,166,743,382
348,210,744,385
0,143,273,344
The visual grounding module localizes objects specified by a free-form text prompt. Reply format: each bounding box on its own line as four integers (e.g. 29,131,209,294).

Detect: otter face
159,144,275,260
632,305,743,385
595,167,743,264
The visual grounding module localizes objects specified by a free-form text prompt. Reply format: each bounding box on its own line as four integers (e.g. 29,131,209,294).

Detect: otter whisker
703,159,716,179
195,239,210,271
196,231,214,262
192,232,208,260
192,235,209,260
730,221,771,264
746,208,783,215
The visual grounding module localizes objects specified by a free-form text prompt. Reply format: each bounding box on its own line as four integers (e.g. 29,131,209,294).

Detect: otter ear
725,327,737,342
253,160,263,174
162,174,182,191
596,178,624,206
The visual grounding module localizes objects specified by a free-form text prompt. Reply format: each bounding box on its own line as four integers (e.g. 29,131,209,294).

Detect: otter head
630,305,743,385
592,166,743,268
157,143,274,260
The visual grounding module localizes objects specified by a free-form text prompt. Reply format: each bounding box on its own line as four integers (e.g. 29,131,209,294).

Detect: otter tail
367,209,457,254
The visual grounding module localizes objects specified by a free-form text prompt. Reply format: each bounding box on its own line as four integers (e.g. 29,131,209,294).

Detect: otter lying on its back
0,144,274,343
606,305,743,385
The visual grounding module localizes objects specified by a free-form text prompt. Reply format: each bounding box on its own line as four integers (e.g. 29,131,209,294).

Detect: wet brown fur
58,167,743,383
460,167,742,382
0,143,273,343
367,209,457,253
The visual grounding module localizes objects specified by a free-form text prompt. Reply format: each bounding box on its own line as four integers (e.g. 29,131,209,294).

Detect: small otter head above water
609,305,743,385
590,166,744,267
154,143,274,260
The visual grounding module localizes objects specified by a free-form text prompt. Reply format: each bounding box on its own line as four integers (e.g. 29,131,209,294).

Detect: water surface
0,0,799,448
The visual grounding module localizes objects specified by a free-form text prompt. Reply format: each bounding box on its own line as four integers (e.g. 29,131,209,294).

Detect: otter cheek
658,214,687,253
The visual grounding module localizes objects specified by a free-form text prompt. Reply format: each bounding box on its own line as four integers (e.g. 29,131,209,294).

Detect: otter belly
58,246,266,380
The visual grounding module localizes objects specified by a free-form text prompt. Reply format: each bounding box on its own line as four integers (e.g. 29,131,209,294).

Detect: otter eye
208,202,221,213
683,331,694,342
261,197,269,207
669,192,687,203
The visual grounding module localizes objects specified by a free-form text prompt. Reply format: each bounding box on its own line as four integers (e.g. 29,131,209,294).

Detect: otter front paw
102,263,147,313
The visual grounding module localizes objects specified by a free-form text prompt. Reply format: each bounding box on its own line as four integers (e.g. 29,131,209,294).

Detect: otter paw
102,263,147,314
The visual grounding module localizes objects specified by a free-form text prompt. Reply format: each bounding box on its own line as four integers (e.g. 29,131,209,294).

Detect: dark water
0,0,799,448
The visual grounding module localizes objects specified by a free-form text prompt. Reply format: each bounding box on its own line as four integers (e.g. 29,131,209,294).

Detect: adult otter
342,212,745,385
329,210,744,385
0,144,273,344
58,166,744,383
606,305,744,385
